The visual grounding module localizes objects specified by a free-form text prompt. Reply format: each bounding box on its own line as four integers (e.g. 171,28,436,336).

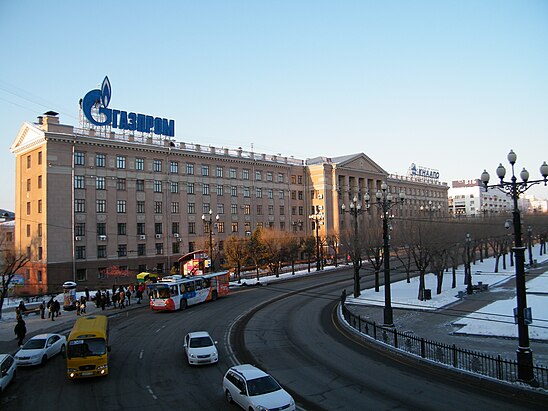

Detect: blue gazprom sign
81,76,175,137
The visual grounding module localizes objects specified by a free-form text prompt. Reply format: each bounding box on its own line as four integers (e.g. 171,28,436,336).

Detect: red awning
177,250,207,263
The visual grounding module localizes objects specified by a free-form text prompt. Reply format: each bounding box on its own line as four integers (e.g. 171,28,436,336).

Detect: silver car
0,354,17,394
15,333,66,366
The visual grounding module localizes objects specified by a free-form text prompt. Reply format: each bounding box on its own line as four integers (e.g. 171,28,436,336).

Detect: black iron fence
341,302,548,389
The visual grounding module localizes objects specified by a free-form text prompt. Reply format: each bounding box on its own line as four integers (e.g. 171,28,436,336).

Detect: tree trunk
374,270,380,292
452,266,456,289
417,270,425,300
436,271,443,294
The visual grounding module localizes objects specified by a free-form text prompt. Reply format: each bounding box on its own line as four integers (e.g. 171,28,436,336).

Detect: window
96,176,106,190
188,222,196,234
298,191,303,200
116,178,126,191
267,172,273,182
75,223,85,237
137,244,146,256
267,189,273,199
27,247,31,259
257,205,263,215
97,223,106,236
217,203,224,214
256,188,262,198
231,186,237,197
217,185,224,196
231,222,238,232
98,268,107,279
26,224,31,237
217,222,225,233
154,180,162,193
26,178,31,191
154,201,163,213
74,152,85,166
216,166,223,177
243,187,250,198
291,175,297,184
170,181,179,193
137,223,145,235
187,182,195,194
116,155,126,169
255,171,262,180
172,222,179,235
76,269,87,281
244,204,251,215
188,203,195,214
118,244,127,257
202,165,209,176
75,246,86,259
229,168,237,179
38,199,42,213
170,161,179,174
277,173,284,183
291,191,297,200
75,199,86,213
153,159,162,172
38,151,42,165
203,203,211,214
117,223,127,236
96,153,106,167
171,202,179,214
242,169,249,180
187,163,194,175
269,205,274,215
116,200,126,213
26,202,31,215
136,179,145,191
26,155,31,169
38,223,42,237
136,157,145,170
155,243,164,255
231,204,238,214
244,222,251,233
38,175,42,189
298,206,304,215
97,245,107,258
203,184,210,195
172,242,180,254
292,206,297,215
37,270,42,283
137,201,145,213
298,175,303,184
96,200,106,213
155,223,163,235
280,205,285,215
279,190,285,199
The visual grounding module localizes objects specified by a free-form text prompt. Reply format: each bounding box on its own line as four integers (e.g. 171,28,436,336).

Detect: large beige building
10,112,448,294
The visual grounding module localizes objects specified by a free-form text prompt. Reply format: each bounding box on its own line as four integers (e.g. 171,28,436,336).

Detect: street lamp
341,195,367,297
480,150,548,385
420,200,441,220
308,208,324,271
202,210,220,272
365,182,405,327
465,233,473,295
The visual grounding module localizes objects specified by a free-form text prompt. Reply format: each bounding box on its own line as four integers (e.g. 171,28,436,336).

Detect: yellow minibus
66,315,110,379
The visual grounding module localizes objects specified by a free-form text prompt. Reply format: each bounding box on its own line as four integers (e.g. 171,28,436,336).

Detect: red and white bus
149,272,230,311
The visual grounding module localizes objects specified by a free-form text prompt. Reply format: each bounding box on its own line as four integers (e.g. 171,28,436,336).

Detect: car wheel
12,369,16,382
41,355,47,366
180,299,187,310
225,389,233,404
211,291,218,301
60,344,66,358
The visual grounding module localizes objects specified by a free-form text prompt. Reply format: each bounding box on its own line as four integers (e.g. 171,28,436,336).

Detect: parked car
0,354,17,394
222,364,295,411
14,333,66,366
183,331,218,365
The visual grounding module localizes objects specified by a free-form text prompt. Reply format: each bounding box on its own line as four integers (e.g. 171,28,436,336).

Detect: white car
0,354,17,394
14,333,67,366
183,331,218,365
223,364,296,411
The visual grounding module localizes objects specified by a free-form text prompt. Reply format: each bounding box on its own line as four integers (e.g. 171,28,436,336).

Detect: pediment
10,122,45,152
334,153,387,175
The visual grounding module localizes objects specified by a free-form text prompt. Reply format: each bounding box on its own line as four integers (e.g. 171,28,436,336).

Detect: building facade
448,179,510,217
11,112,449,293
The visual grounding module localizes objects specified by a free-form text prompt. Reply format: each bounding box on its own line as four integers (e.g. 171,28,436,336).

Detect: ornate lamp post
308,209,324,271
420,200,441,220
202,210,220,272
481,150,548,385
341,195,367,297
465,233,473,295
365,182,405,327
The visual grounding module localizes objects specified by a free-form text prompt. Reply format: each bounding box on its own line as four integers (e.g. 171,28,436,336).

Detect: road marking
139,350,144,360
154,325,165,334
146,385,157,400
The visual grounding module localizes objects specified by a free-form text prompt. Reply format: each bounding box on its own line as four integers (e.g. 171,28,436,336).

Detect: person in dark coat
14,318,27,346
39,301,46,319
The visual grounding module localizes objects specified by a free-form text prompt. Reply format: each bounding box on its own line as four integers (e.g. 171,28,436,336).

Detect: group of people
92,283,147,310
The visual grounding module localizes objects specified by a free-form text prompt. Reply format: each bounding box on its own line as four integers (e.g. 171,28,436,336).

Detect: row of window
75,152,293,183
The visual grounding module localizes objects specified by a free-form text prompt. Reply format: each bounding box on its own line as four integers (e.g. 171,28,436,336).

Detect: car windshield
246,376,282,396
189,336,213,348
67,338,106,358
22,339,47,350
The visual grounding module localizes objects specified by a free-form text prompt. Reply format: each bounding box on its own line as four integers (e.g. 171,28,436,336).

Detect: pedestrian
75,300,81,316
136,286,143,304
80,296,86,314
14,318,27,346
105,290,111,307
95,290,102,308
126,288,131,306
53,299,61,318
119,289,126,309
101,292,106,311
47,296,54,319
85,287,90,302
39,300,45,319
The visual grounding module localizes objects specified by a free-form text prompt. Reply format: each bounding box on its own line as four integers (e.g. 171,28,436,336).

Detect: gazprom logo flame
81,76,175,137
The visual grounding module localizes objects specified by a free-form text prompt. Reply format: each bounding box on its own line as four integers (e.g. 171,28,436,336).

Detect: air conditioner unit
139,235,146,240
75,236,82,241
317,205,324,210
318,194,323,199
99,235,107,241
173,233,180,238
155,234,162,239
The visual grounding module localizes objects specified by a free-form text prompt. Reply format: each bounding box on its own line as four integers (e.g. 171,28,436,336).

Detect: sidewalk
345,265,548,366
0,299,145,355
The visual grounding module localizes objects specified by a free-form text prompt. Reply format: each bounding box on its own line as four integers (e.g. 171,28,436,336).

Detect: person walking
14,318,27,346
53,299,61,318
119,288,126,309
39,300,46,319
80,296,86,314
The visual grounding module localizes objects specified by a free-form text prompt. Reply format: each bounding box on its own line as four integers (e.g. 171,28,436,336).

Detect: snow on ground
346,244,548,340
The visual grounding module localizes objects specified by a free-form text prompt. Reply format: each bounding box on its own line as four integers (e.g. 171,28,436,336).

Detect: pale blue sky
1,0,547,211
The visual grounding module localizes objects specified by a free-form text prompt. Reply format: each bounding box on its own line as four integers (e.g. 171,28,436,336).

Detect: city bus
66,315,110,379
149,271,230,311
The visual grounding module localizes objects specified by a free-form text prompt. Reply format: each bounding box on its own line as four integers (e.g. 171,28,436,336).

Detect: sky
1,0,547,211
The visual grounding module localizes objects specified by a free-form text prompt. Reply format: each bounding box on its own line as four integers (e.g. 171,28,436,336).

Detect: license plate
81,372,94,376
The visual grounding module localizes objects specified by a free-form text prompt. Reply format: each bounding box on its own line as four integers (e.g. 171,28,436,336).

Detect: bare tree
260,229,286,277
407,220,434,301
246,229,266,281
325,230,341,267
283,234,301,275
223,235,248,283
0,237,29,319
301,236,316,273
